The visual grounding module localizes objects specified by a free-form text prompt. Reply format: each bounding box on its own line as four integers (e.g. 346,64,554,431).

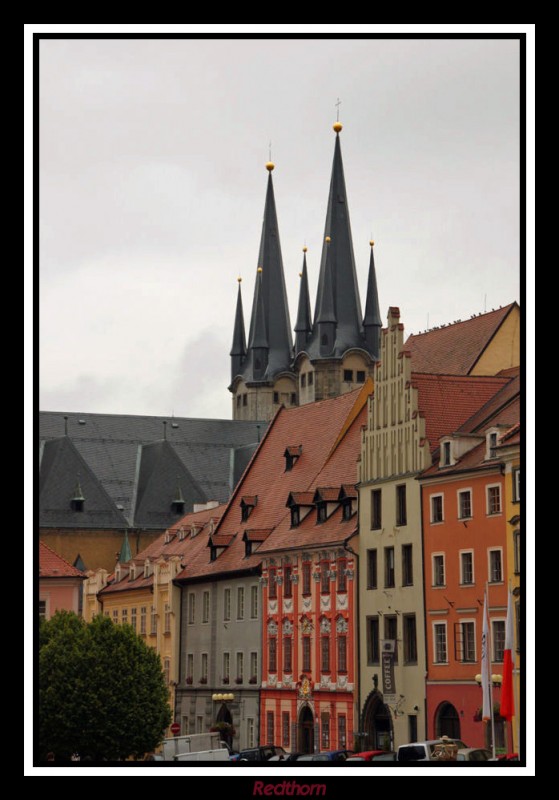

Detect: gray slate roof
39,412,266,530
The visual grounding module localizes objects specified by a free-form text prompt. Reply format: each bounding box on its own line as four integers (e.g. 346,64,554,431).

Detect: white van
163,732,223,761
173,747,230,762
397,738,467,762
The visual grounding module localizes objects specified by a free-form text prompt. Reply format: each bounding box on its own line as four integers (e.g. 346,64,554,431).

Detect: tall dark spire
242,164,293,383
316,237,337,356
363,241,382,359
249,268,269,379
294,248,313,354
230,279,247,382
306,124,364,359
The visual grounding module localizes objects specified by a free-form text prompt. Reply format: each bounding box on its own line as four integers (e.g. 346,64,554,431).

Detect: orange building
39,541,85,619
420,371,519,751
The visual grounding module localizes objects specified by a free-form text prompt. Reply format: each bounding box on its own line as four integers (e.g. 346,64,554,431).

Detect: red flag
500,586,515,721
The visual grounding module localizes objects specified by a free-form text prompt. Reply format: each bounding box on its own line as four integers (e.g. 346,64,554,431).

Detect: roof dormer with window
286,492,315,528
284,445,302,472
313,487,340,524
240,495,258,522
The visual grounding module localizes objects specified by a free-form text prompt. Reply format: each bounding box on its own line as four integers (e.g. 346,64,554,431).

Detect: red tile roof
209,533,236,548
411,373,511,451
499,422,521,445
405,303,517,375
340,484,358,499
314,487,340,502
288,491,316,506
456,374,520,434
243,529,273,543
39,541,85,578
285,445,302,457
241,495,258,506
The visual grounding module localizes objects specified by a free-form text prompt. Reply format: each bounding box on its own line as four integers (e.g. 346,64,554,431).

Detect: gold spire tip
325,236,331,243
299,272,303,278
333,121,343,133
237,276,242,283
265,161,275,171
370,240,375,247
302,246,308,253
257,266,263,273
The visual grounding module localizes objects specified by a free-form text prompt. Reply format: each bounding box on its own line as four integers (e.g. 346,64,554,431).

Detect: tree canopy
39,611,172,761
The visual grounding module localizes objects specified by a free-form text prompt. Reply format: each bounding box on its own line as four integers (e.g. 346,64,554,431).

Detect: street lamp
212,693,235,702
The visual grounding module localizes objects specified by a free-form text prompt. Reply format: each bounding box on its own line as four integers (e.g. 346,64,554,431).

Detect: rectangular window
302,637,311,672
188,593,195,625
150,605,157,635
384,547,395,588
302,562,311,595
290,393,296,406
301,373,306,388
182,715,189,735
493,620,506,662
269,638,277,672
196,715,204,734
461,621,476,662
250,651,258,682
321,712,330,750
308,372,313,386
268,568,277,599
317,503,327,523
247,718,255,748
236,652,244,682
321,636,330,672
489,549,503,583
403,614,417,664
337,636,347,672
187,653,194,681
223,652,230,682
513,531,520,575
266,711,274,745
460,551,474,585
163,657,170,685
201,653,208,681
396,484,407,526
384,615,398,663
321,562,330,594
343,369,353,382
433,554,445,587
442,441,451,466
236,395,241,408
371,489,382,530
487,485,502,515
283,566,293,598
337,560,347,593
250,585,258,618
366,616,380,664
488,432,498,458
458,490,472,519
283,637,292,673
273,391,279,404
237,587,245,619
130,607,137,631
164,603,171,634
140,606,147,635
224,588,231,621
121,608,128,625
282,712,290,748
202,591,210,624
433,623,448,663
367,549,378,589
408,715,418,743
513,468,520,502
356,370,366,383
113,609,119,624
338,715,347,748
402,544,413,586
431,494,444,523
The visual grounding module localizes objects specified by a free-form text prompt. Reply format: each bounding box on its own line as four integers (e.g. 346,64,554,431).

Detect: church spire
248,268,269,379
294,247,313,354
230,278,247,382
316,237,337,356
363,240,382,359
308,121,364,359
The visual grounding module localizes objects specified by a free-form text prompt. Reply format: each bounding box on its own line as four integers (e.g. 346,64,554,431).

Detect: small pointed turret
118,530,132,564
363,240,382,359
294,248,313,354
316,237,337,356
230,278,247,382
249,268,269,379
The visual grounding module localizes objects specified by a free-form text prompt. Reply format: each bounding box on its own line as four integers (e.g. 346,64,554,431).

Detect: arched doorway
435,702,461,740
297,705,315,754
214,703,234,748
362,691,393,751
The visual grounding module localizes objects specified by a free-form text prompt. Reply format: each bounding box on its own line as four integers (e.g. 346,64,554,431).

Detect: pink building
39,541,85,619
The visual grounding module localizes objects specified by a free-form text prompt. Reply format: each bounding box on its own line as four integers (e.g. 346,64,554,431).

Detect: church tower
294,120,381,404
229,161,297,421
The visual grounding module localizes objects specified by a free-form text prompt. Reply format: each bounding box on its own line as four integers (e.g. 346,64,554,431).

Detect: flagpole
487,582,496,760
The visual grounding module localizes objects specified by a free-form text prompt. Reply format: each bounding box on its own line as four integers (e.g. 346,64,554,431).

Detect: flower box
249,676,257,685
186,676,193,685
223,676,230,684
199,677,208,685
235,677,243,684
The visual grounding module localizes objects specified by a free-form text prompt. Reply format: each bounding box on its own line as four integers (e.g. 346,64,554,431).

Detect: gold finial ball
257,266,263,273
237,276,242,283
299,272,303,278
333,121,343,133
370,240,375,247
325,236,331,243
265,161,275,171
302,246,308,253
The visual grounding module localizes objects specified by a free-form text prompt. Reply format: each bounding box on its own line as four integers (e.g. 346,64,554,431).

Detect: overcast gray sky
39,37,521,420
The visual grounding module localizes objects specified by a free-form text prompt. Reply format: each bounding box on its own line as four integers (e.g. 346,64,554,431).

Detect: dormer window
317,503,327,524
442,441,452,467
178,527,186,541
129,563,136,580
210,545,217,562
342,500,353,521
284,445,302,472
488,431,498,459
245,540,253,557
70,478,85,512
143,560,152,579
291,506,300,528
286,492,315,528
171,499,185,514
240,496,258,522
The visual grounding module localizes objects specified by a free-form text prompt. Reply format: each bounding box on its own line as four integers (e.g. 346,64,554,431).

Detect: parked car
456,748,496,762
397,738,467,762
346,750,396,762
237,745,287,761
296,750,354,762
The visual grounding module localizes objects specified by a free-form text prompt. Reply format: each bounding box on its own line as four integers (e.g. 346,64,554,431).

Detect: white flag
481,591,491,721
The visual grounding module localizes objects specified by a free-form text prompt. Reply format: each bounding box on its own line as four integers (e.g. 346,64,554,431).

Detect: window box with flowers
199,677,208,685
186,676,193,685
249,676,257,684
235,677,243,684
222,676,230,684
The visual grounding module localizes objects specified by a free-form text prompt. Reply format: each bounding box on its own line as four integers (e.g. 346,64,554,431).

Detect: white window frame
201,652,208,681
250,584,259,619
164,603,171,634
188,592,196,625
430,493,444,524
237,586,245,620
186,653,194,680
485,428,499,460
202,590,210,624
236,651,244,682
486,483,502,516
492,618,506,663
196,715,204,734
247,717,255,749
223,587,231,621
441,438,453,467
487,547,503,584
432,621,448,664
457,487,473,520
223,651,230,681
513,468,520,503
250,650,258,681
459,549,475,586
432,552,446,588
459,618,476,663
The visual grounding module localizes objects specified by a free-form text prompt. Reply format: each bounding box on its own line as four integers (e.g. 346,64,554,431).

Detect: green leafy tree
39,611,171,761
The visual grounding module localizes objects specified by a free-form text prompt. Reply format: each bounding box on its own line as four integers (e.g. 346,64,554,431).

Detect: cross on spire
335,97,341,121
